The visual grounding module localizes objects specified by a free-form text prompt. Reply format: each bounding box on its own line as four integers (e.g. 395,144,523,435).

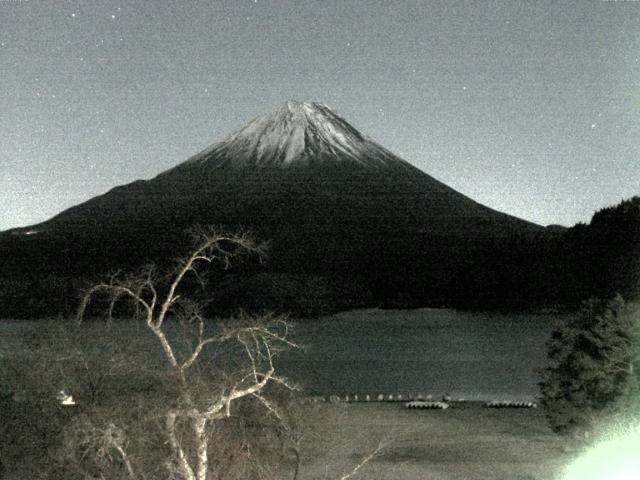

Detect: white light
564,426,640,480
57,389,76,406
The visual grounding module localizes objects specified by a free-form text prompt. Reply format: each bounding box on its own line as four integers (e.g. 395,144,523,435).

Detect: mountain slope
1,101,544,313
25,100,538,236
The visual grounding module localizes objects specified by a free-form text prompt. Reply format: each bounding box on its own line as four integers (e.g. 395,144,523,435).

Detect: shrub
540,295,639,436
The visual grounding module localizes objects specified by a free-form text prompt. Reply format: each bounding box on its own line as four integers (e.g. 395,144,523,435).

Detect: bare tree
0,227,389,479
75,227,300,480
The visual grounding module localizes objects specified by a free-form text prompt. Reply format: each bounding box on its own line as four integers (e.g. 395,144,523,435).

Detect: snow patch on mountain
184,100,409,170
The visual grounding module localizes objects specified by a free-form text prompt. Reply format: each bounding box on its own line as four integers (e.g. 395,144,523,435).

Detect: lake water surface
1,308,566,402
276,308,564,402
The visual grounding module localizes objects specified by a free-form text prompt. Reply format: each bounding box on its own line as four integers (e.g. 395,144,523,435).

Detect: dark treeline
0,197,638,318
448,196,639,310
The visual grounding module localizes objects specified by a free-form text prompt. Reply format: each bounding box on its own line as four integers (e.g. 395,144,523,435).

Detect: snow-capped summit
183,100,408,170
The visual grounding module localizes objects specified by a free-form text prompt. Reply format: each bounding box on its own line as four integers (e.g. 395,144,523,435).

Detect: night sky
2,0,639,230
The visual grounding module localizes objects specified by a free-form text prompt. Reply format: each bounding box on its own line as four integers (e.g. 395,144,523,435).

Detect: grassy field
0,317,579,479
297,401,576,480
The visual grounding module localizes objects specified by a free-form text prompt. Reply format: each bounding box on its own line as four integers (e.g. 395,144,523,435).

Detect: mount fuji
1,101,544,314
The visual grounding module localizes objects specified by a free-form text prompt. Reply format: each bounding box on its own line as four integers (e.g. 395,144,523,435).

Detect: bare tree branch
339,439,393,480
166,412,196,480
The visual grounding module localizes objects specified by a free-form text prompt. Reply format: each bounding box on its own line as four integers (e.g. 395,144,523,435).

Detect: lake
276,308,563,402
0,308,565,402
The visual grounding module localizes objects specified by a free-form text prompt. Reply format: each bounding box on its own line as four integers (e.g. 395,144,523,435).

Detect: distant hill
450,196,640,309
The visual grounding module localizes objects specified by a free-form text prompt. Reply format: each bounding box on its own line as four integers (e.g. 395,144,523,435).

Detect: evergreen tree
540,295,639,435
